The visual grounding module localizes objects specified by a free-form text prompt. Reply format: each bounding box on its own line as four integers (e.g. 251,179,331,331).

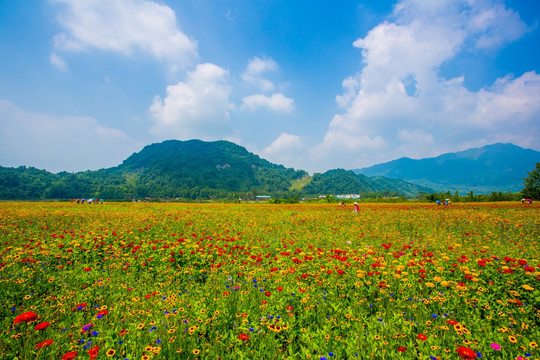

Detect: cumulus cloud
241,57,278,91
317,0,538,170
241,93,295,113
149,63,233,140
0,100,142,173
51,0,197,71
262,133,305,169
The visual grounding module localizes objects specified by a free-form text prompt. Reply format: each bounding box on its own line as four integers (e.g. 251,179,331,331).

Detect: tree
522,162,540,200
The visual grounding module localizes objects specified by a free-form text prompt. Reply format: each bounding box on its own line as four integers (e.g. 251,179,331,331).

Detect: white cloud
241,93,295,113
241,57,278,91
264,133,303,154
149,63,233,140
51,0,197,71
317,0,538,170
0,100,142,173
50,53,69,72
262,133,305,169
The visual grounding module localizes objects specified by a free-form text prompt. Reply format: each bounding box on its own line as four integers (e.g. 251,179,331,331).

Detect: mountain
0,139,431,200
115,139,308,198
301,169,433,198
354,143,540,194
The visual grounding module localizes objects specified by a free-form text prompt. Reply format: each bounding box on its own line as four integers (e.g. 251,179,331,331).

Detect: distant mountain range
0,141,536,200
354,143,540,194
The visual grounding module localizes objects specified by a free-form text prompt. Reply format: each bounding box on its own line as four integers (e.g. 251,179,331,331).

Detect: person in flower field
354,202,360,213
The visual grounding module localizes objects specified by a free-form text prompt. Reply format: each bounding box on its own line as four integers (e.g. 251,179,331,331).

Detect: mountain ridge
0,139,432,200
1,141,536,200
354,143,539,194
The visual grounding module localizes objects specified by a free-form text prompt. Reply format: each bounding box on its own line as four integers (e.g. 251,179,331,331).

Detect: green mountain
354,143,540,194
116,139,307,198
0,139,433,200
301,169,433,197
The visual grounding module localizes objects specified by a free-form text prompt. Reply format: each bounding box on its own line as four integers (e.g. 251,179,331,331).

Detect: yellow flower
522,285,534,291
509,336,518,343
530,342,538,348
106,349,115,357
192,349,200,355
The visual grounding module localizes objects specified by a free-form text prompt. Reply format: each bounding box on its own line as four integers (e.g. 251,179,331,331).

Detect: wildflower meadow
0,201,538,359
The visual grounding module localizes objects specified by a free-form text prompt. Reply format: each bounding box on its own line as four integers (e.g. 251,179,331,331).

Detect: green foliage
522,162,540,200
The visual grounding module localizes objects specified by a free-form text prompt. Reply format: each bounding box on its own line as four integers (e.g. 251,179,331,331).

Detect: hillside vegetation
0,140,432,200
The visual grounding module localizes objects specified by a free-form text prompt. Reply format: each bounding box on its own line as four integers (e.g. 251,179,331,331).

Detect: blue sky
1,0,539,174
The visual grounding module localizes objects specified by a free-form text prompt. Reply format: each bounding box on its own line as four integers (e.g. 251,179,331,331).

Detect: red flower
83,267,91,271
34,322,51,331
88,345,99,360
417,333,428,341
238,333,249,341
62,351,78,360
397,347,406,352
276,287,284,292
14,312,38,324
96,310,108,317
36,339,53,348
264,291,271,297
74,302,86,311
456,346,477,359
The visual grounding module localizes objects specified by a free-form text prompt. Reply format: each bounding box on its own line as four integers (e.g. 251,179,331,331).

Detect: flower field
1,201,538,360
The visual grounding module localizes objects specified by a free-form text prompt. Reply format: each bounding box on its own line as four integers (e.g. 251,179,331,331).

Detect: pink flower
491,343,501,350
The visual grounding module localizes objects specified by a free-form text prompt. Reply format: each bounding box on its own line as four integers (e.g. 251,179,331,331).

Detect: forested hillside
0,140,433,200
